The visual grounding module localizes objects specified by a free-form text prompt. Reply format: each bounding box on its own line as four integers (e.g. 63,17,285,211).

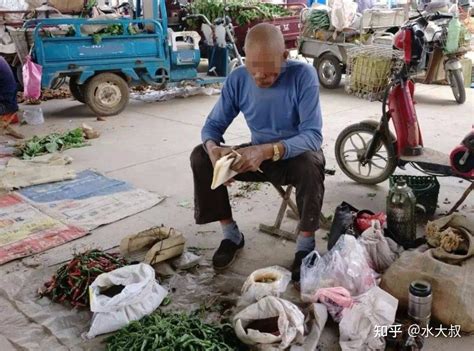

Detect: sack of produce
39,249,128,308
85,263,168,338
120,226,185,265
381,248,474,332
234,296,304,348
239,266,291,305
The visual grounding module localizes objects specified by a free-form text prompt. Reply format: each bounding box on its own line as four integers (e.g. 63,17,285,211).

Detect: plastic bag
22,56,42,100
330,0,358,32
22,107,44,125
339,286,398,351
289,303,328,351
301,235,377,300
358,220,399,273
171,251,201,270
240,266,291,306
234,296,304,349
85,263,168,339
327,202,358,251
310,287,353,323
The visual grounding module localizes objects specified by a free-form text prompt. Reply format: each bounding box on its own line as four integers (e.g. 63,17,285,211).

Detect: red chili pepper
67,258,79,269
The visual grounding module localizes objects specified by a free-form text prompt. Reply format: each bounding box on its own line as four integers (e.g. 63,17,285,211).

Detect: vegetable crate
389,175,440,216
344,46,402,101
233,4,305,54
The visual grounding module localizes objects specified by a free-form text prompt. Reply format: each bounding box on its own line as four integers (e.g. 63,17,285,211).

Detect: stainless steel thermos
408,280,433,327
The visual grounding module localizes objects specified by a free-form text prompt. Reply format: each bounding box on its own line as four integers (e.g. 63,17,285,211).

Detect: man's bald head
244,23,285,55
243,24,288,88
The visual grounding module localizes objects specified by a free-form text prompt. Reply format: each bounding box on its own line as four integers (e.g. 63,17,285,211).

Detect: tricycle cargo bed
298,36,357,63
234,15,302,53
233,4,306,54
24,18,169,88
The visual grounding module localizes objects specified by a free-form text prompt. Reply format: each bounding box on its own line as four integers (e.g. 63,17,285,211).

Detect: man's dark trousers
190,145,326,232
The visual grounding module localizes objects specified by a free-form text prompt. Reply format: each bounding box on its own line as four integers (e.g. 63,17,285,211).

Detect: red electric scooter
335,12,473,206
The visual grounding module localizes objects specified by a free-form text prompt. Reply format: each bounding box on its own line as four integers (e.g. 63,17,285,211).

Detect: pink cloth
313,287,354,307
311,287,354,322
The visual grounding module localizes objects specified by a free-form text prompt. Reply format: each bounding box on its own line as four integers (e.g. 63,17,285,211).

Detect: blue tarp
19,170,132,203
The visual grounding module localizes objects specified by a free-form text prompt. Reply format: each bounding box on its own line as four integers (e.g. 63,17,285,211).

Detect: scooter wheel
335,121,397,185
448,69,466,104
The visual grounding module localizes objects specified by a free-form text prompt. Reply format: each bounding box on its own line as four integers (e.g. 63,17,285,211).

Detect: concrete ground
0,81,472,350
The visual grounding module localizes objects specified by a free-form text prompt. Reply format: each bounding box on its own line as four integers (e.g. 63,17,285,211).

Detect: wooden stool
259,184,301,241
259,168,335,241
259,185,333,241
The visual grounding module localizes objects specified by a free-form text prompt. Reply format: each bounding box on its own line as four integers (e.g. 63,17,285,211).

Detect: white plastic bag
234,296,304,349
22,107,44,125
339,286,398,351
240,266,291,305
301,235,377,301
85,263,167,339
330,0,358,32
358,220,400,274
297,303,328,351
171,251,201,270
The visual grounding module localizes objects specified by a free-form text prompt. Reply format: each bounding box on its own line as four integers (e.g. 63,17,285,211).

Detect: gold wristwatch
272,143,281,162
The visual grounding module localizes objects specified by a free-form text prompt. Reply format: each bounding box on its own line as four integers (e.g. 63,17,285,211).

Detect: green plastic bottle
387,179,417,246
445,17,461,54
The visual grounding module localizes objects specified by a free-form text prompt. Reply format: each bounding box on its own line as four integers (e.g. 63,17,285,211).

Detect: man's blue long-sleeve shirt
201,60,323,159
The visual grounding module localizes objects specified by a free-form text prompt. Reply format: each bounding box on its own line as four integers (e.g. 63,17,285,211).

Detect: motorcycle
334,12,473,198
183,10,245,74
415,12,469,104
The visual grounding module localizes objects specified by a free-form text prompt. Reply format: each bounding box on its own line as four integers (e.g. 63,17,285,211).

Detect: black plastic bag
327,202,359,251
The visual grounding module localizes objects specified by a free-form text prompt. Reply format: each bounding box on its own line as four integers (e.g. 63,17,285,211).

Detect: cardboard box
48,0,85,13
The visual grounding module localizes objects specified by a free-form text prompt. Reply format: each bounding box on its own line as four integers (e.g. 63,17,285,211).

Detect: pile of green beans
105,311,247,351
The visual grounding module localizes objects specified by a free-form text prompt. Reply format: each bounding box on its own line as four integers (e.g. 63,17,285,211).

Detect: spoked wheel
335,121,397,185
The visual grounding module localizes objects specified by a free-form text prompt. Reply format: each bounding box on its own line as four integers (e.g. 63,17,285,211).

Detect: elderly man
0,56,18,117
190,23,325,282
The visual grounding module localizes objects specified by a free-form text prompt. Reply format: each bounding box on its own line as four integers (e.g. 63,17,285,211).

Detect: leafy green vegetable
86,0,98,11
302,9,330,37
91,24,124,44
188,0,292,27
92,33,102,45
17,128,87,159
128,24,140,35
66,26,76,37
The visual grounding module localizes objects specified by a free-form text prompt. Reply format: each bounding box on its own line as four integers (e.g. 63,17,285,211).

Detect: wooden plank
259,224,298,242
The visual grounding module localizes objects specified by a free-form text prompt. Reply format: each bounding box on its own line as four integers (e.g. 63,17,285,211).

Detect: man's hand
206,141,233,168
231,145,272,173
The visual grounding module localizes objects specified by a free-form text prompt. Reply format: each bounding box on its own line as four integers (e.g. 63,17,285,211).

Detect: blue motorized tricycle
23,0,239,116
